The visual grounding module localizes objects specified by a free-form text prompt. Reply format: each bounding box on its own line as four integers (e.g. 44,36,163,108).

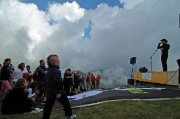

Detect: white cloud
0,0,53,62
0,0,180,87
120,0,146,9
47,1,85,22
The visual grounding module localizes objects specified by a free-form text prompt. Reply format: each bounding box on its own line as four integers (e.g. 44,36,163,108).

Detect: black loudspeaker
139,67,148,73
177,59,180,84
127,79,134,85
177,59,180,68
130,57,136,64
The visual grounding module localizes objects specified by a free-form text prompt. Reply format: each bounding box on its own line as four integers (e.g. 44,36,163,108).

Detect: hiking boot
65,115,77,119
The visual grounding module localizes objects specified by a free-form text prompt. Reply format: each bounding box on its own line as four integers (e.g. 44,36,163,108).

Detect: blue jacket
45,66,65,99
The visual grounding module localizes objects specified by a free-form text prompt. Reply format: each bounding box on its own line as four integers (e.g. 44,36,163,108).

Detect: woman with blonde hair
1,78,36,115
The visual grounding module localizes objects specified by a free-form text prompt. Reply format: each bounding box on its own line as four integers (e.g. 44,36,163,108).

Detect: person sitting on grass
27,81,39,99
1,78,36,115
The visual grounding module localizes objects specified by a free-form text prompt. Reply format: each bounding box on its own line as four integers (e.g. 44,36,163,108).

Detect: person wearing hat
157,38,170,71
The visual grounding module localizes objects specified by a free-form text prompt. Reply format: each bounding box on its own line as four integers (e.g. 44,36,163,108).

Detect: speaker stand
149,50,157,72
131,64,135,79
178,68,180,88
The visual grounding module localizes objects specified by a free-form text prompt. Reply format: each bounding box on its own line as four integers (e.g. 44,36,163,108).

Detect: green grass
1,99,180,119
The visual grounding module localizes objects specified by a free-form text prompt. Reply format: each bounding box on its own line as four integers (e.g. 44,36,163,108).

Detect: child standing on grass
42,54,76,119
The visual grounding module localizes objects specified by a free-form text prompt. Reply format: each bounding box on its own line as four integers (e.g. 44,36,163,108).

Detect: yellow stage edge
134,70,179,85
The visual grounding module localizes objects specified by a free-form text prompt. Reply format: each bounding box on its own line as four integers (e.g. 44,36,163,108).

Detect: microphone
158,42,161,44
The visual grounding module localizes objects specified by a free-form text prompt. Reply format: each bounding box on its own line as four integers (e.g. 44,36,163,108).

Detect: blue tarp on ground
52,87,180,109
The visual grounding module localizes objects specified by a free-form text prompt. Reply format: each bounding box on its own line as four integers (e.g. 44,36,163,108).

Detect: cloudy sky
0,0,180,86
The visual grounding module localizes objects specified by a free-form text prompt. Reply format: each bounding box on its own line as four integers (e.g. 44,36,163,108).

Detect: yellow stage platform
134,70,179,85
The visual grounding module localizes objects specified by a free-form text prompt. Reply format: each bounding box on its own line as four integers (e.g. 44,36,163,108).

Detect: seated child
27,81,39,98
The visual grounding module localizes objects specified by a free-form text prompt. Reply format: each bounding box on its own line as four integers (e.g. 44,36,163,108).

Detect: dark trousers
64,82,71,95
0,81,2,92
64,80,75,95
42,94,72,119
92,82,95,89
79,81,85,90
74,79,79,90
37,81,45,97
161,53,168,71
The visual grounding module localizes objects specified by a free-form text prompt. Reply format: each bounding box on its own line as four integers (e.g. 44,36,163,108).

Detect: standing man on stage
157,38,170,71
